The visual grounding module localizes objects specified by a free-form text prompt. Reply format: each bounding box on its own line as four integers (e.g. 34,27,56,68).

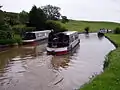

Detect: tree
0,5,2,9
114,27,120,34
61,16,69,23
4,12,20,26
84,27,90,34
0,6,4,25
42,5,61,20
46,20,67,32
19,10,28,24
28,5,47,30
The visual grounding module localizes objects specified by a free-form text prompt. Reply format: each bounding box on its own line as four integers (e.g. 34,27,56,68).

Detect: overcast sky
1,0,120,22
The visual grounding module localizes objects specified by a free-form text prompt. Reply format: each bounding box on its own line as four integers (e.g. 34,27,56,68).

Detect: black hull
97,32,104,37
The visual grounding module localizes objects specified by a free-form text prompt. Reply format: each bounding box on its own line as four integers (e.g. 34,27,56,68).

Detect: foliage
12,25,35,36
28,5,47,30
84,27,90,33
0,9,4,25
14,34,22,45
4,12,20,25
61,16,69,23
0,30,13,39
0,39,16,45
0,6,2,9
42,5,61,20
19,10,29,24
46,20,67,32
114,27,120,34
0,23,13,40
0,23,12,31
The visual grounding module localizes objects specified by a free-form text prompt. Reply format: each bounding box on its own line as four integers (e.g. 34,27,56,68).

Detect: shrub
14,35,22,45
0,24,11,30
61,16,69,23
84,27,90,32
0,30,13,39
12,25,36,35
46,20,67,33
114,27,120,34
0,39,16,45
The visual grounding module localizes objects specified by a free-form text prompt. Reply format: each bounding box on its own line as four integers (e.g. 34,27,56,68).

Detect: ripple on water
0,33,116,90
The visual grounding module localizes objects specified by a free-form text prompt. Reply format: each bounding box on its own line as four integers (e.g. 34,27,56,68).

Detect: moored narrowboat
22,30,51,45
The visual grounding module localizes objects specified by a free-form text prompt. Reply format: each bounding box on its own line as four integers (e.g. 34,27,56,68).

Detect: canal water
0,33,115,90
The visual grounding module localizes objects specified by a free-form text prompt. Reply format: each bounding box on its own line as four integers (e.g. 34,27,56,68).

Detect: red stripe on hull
47,50,68,55
23,41,38,46
56,51,68,55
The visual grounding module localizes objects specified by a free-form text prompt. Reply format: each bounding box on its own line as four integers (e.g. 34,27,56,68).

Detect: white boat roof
27,30,51,33
63,31,78,35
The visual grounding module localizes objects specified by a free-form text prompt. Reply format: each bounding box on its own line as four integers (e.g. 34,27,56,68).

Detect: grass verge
80,34,120,90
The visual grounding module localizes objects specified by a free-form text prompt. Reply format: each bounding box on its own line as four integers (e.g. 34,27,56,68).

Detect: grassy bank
64,20,120,32
80,34,120,90
106,34,120,47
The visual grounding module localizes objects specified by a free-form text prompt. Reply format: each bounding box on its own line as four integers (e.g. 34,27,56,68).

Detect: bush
0,39,16,45
84,27,90,32
46,20,67,32
0,30,13,39
114,27,120,34
14,35,22,45
0,35,22,45
12,25,36,35
0,24,12,30
61,16,69,23
0,30,22,45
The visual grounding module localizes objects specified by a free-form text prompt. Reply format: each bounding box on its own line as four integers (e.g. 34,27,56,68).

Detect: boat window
48,33,69,48
75,34,78,39
23,33,36,40
71,36,74,42
63,35,69,43
36,33,45,37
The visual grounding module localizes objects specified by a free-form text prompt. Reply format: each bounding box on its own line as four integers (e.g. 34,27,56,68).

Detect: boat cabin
47,31,80,55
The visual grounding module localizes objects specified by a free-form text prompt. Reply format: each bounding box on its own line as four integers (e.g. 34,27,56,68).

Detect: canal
0,33,115,90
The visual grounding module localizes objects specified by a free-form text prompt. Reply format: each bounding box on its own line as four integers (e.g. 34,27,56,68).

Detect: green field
63,20,120,32
106,34,120,47
80,34,120,90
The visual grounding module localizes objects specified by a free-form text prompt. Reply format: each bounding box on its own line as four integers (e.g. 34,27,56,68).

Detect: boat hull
22,38,48,45
46,41,80,55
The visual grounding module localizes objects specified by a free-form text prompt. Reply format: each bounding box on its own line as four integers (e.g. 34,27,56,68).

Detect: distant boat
22,30,51,44
46,31,80,55
98,29,112,34
97,29,106,36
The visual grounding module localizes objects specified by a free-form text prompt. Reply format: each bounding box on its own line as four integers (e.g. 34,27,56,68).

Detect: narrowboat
97,29,106,36
46,31,80,55
22,30,51,45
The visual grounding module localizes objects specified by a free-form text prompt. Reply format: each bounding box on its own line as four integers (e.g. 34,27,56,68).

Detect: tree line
0,5,69,45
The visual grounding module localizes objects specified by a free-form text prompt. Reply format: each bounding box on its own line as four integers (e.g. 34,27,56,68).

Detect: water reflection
97,33,104,40
51,55,70,70
0,33,115,90
84,33,90,39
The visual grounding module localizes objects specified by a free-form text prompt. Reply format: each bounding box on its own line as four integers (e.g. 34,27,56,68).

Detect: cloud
1,0,120,22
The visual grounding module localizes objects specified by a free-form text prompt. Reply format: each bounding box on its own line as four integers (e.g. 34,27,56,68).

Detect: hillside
64,20,120,32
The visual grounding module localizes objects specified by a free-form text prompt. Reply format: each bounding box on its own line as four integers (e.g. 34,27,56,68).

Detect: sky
1,0,120,22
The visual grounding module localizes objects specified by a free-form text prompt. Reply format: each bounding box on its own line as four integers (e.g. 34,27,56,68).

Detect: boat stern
46,47,68,55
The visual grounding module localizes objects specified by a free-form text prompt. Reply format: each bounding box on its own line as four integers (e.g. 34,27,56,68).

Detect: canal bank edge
105,36,118,48
103,35,118,70
80,34,120,90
